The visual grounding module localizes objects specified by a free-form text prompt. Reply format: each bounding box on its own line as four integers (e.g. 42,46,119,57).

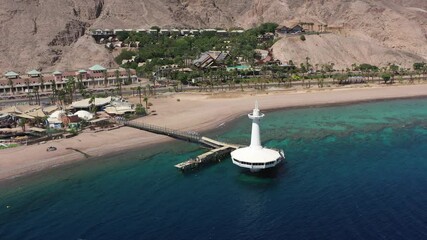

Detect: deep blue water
1,98,427,240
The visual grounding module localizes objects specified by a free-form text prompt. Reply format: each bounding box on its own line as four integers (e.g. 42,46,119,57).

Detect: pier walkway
118,119,243,171
123,120,201,143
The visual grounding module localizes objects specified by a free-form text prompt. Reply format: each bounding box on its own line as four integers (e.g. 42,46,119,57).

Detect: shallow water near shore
1,98,427,239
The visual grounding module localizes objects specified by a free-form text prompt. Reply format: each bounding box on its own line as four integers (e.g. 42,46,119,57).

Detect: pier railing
115,118,243,171
118,119,201,143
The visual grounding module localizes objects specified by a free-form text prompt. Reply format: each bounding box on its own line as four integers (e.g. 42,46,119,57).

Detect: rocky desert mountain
0,0,426,72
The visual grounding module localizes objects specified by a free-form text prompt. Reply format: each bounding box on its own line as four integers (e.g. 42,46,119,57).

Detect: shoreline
2,84,427,182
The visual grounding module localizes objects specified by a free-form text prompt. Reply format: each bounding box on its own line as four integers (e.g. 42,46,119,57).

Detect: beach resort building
89,28,244,43
0,65,137,95
71,96,134,116
275,24,305,35
193,51,230,70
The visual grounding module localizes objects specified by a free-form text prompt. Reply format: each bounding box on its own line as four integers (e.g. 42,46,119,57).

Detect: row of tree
114,23,279,74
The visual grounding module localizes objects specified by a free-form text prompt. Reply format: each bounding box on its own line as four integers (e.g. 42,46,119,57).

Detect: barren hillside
272,34,424,69
0,0,426,72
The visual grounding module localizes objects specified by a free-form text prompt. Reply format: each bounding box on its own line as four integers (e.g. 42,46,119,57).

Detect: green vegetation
355,63,379,72
413,62,426,71
135,104,146,116
115,50,137,65
381,73,392,83
0,144,18,150
116,23,279,74
116,31,130,41
108,23,426,89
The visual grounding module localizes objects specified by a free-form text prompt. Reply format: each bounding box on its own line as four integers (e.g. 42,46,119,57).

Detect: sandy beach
1,84,427,181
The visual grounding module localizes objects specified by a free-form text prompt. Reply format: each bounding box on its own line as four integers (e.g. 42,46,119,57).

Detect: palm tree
57,89,66,106
126,68,131,85
147,84,153,96
136,86,142,105
103,71,108,87
90,76,95,88
115,70,122,97
108,88,116,97
143,96,149,111
65,77,76,103
27,92,33,105
305,57,311,71
50,81,57,105
33,86,40,105
89,95,96,113
8,78,14,95
38,75,45,92
18,118,27,132
25,79,30,95
77,76,87,98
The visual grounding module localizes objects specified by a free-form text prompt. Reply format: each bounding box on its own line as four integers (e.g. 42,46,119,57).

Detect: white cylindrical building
231,102,284,172
248,101,264,149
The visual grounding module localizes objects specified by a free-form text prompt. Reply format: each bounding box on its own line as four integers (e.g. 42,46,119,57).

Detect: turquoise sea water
1,98,427,239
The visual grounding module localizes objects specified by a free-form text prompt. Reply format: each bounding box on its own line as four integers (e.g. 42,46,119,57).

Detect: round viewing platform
231,147,283,172
231,101,285,172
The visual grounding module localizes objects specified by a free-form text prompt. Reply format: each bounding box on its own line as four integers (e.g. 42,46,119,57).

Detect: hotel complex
0,64,137,94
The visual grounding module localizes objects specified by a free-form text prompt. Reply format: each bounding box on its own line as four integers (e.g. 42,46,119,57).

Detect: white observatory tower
231,101,284,172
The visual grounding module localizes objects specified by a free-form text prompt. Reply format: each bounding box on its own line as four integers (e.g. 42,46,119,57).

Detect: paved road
1,76,426,107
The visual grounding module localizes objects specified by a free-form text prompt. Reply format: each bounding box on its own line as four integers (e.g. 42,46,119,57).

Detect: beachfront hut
66,115,81,129
48,110,66,129
49,110,65,121
43,105,59,115
89,117,110,128
73,110,94,121
0,106,23,115
104,105,135,116
71,96,112,110
26,108,46,118
0,114,15,128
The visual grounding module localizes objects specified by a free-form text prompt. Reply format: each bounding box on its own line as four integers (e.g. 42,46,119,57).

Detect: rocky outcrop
48,20,90,47
0,0,425,72
272,34,425,69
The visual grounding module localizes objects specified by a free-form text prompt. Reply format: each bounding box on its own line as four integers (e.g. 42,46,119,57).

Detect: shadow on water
235,161,288,186
177,157,230,176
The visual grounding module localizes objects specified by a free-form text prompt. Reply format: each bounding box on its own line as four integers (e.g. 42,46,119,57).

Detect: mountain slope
272,34,424,69
0,0,425,72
